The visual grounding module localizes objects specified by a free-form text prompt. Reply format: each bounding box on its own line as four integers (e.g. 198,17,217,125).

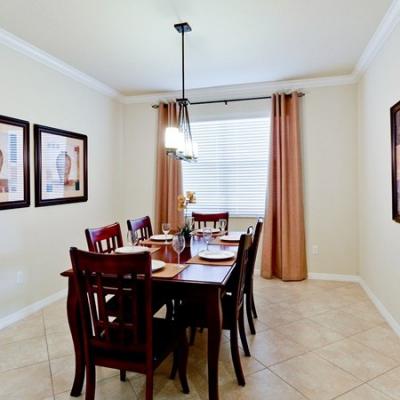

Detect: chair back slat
85,223,123,254
245,218,264,290
69,248,153,358
229,233,252,312
127,216,153,240
192,212,229,230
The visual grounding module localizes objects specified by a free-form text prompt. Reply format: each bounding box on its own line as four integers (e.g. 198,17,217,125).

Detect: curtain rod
151,92,304,109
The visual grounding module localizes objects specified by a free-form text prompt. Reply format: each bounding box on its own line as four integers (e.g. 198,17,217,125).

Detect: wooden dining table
61,235,239,400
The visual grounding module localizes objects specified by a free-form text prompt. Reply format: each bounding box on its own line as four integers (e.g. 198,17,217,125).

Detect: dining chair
171,232,253,386
69,248,190,400
85,222,123,253
127,216,153,241
245,218,264,335
192,211,229,230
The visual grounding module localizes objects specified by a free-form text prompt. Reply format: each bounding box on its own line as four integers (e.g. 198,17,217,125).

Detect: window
182,117,270,217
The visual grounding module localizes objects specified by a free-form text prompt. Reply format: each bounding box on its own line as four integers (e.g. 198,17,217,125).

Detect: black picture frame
0,115,30,210
34,124,88,207
391,100,400,222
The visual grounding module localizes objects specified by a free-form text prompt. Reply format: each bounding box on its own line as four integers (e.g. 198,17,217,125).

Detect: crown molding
354,0,400,77
121,74,358,105
0,28,120,99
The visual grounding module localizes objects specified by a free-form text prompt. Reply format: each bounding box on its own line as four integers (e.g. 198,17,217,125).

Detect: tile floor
1,277,400,399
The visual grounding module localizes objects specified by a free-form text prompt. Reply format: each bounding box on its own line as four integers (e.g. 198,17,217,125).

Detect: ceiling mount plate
174,22,192,34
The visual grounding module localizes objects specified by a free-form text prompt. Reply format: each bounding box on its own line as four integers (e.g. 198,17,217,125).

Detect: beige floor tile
279,297,333,318
0,361,53,400
352,325,400,362
274,319,344,350
50,354,119,395
46,330,74,360
43,300,69,335
0,336,48,372
270,353,361,400
309,309,379,337
369,366,400,399
220,368,306,399
335,384,393,399
55,375,137,399
315,339,398,381
0,313,44,345
255,303,303,328
333,285,369,302
246,329,307,367
343,301,385,325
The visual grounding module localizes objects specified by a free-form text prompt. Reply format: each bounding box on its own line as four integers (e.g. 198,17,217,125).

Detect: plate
152,260,166,272
115,246,150,254
150,234,174,241
198,250,235,260
220,234,241,242
196,228,220,234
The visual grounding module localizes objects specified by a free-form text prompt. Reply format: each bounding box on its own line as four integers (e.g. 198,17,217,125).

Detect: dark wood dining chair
69,248,190,400
192,212,229,230
245,218,263,335
85,222,123,254
127,216,153,241
171,232,252,386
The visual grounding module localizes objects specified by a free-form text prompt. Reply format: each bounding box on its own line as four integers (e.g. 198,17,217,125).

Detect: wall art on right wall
391,100,400,222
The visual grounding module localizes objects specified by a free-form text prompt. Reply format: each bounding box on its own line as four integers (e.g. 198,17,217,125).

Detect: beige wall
0,44,123,319
358,23,400,323
121,85,359,276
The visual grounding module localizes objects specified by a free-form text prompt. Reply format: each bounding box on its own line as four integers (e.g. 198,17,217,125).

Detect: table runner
210,237,240,246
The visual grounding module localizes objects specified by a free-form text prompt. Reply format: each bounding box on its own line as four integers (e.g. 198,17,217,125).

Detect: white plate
196,228,220,234
198,250,235,260
150,234,174,241
220,234,241,242
152,260,166,272
115,246,150,254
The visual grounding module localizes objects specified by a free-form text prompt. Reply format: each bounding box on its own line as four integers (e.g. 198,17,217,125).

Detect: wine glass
172,234,185,267
218,219,227,233
203,227,212,251
162,222,171,243
126,230,139,246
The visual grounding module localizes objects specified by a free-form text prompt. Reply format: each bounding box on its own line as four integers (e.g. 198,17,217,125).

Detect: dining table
61,234,240,400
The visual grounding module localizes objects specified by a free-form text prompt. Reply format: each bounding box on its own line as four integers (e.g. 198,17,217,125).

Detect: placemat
186,254,236,266
210,237,240,246
152,263,189,278
141,239,172,246
148,247,161,253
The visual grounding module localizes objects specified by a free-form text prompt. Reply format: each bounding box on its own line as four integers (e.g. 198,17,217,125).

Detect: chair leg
145,373,153,400
251,292,258,319
178,329,190,394
239,307,251,357
120,369,126,382
85,363,96,400
246,293,256,335
230,323,245,386
189,326,197,345
166,300,174,320
169,350,179,380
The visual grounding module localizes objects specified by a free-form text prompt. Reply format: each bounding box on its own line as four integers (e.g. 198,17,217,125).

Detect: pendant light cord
182,30,185,99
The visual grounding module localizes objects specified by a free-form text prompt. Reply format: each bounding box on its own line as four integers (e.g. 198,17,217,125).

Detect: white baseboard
308,272,360,282
359,278,400,337
0,288,67,331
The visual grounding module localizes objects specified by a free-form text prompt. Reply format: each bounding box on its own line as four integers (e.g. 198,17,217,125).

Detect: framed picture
391,100,400,222
0,115,30,210
34,125,87,207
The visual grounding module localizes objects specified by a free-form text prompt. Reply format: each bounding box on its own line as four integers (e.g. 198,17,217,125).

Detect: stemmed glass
203,227,212,251
162,222,171,243
172,234,185,267
218,219,227,233
126,230,139,246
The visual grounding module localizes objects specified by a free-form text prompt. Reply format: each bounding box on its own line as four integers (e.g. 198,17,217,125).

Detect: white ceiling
0,0,393,95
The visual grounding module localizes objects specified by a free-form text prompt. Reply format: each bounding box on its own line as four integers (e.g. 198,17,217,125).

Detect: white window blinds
182,117,270,217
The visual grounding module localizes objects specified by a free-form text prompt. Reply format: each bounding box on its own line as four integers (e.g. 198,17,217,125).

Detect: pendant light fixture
165,22,198,162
